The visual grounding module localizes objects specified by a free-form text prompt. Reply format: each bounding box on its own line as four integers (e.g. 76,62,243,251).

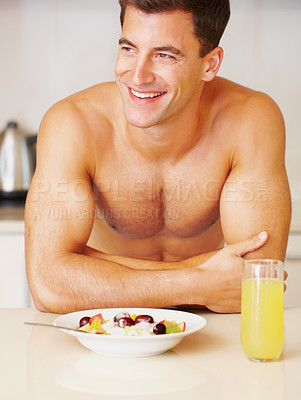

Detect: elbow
25,234,68,313
31,293,51,313
27,277,54,313
26,264,62,314
29,285,64,314
26,246,69,313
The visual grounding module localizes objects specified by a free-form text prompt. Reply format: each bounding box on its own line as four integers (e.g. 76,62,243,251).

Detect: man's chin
124,112,159,129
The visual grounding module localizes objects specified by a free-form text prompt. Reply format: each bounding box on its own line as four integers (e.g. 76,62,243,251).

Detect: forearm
29,252,200,314
83,246,219,270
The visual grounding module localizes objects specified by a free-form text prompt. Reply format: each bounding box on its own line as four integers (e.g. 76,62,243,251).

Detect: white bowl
54,307,206,357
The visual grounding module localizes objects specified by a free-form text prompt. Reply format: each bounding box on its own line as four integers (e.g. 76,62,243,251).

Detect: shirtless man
25,0,291,314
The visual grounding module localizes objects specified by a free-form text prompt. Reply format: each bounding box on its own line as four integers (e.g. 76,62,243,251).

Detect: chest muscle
93,159,226,239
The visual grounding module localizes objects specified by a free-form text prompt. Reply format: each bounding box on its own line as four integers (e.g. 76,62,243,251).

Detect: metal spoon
24,321,86,333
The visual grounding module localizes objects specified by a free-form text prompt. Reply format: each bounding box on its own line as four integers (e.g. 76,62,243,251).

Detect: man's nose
131,55,155,86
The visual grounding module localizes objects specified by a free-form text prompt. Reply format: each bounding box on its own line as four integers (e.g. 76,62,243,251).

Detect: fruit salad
77,311,186,336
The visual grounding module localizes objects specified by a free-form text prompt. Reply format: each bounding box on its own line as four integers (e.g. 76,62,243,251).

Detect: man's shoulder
51,81,120,119
40,82,121,140
212,78,285,164
210,77,284,147
213,77,283,124
37,82,122,169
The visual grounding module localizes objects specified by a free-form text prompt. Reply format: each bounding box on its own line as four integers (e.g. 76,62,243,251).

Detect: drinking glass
241,259,284,362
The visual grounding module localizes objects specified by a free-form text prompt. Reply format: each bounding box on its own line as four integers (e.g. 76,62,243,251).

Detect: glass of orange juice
241,259,284,362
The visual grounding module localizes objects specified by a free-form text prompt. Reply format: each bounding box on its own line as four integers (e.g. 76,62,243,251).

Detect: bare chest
93,150,229,239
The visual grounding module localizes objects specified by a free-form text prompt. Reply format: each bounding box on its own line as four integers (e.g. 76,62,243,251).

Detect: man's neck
124,88,208,162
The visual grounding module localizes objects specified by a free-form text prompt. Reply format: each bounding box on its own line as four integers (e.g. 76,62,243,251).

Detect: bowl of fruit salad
54,308,206,357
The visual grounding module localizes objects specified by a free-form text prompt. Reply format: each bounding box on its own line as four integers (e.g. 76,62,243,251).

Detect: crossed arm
25,96,291,314
219,93,291,260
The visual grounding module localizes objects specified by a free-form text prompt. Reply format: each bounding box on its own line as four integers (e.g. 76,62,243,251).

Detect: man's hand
200,231,270,313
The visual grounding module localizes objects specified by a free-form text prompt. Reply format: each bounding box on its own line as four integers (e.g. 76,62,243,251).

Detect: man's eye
158,53,174,59
155,53,176,63
121,47,135,53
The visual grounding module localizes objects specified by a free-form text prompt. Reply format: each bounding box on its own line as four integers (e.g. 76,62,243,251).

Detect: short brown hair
118,0,230,57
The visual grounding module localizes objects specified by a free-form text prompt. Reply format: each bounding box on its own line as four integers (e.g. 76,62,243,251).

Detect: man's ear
202,47,224,82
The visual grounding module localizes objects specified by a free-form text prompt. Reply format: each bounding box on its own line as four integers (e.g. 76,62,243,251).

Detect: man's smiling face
115,6,206,129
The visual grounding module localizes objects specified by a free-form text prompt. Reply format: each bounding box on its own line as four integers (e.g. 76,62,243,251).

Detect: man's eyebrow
153,46,184,58
119,38,137,48
119,38,184,58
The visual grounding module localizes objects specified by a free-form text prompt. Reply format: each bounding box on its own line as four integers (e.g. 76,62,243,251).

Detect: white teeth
131,89,164,99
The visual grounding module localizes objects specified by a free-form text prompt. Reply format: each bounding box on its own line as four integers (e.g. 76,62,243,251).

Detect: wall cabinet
285,232,301,308
0,232,30,307
286,233,301,260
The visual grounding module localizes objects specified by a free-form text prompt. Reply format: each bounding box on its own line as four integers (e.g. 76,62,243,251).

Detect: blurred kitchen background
0,0,300,308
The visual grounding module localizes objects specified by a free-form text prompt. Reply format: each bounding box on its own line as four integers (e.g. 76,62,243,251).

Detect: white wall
219,0,301,206
0,0,120,132
0,0,300,207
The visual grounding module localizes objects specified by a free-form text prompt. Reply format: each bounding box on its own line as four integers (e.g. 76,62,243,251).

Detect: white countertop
1,307,300,400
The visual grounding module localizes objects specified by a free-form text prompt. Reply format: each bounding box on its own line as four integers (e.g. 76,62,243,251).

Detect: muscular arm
26,92,280,315
83,246,218,269
220,93,291,259
25,102,218,313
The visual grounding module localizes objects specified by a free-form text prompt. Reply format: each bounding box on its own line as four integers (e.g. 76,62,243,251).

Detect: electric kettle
0,121,37,202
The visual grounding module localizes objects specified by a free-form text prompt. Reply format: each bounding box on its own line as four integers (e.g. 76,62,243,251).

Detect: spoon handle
24,321,84,333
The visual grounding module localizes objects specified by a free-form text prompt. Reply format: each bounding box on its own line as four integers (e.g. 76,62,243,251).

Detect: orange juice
241,278,284,361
